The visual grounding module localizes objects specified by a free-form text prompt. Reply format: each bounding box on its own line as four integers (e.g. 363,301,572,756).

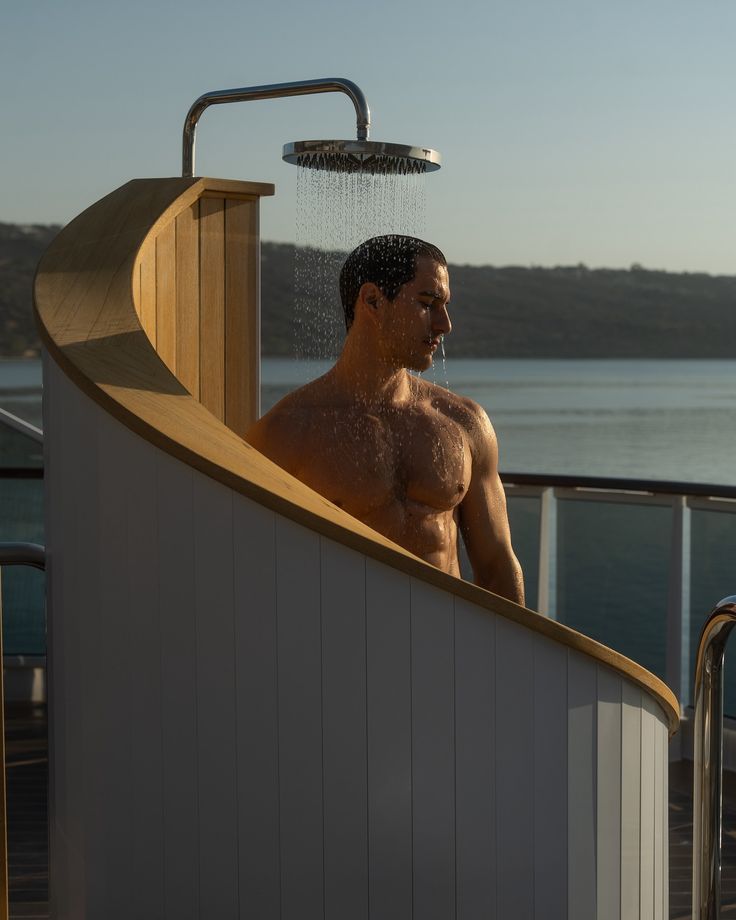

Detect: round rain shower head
283,139,441,175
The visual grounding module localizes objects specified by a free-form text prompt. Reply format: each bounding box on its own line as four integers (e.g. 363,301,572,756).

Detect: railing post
692,595,736,920
666,494,691,705
537,486,557,619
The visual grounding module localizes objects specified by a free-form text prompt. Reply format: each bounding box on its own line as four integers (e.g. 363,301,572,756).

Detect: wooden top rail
33,176,680,735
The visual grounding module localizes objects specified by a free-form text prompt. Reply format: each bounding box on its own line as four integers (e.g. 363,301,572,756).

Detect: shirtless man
247,235,524,604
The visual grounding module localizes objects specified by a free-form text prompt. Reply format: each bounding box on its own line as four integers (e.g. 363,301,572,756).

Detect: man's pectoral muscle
246,385,524,605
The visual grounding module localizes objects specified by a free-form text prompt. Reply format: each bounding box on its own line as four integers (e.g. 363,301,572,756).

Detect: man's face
381,256,452,372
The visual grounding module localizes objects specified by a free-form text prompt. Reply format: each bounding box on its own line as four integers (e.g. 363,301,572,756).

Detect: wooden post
133,182,270,437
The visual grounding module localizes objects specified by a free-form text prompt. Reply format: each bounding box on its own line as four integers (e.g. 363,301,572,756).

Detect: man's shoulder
418,378,490,429
264,381,319,417
245,379,325,460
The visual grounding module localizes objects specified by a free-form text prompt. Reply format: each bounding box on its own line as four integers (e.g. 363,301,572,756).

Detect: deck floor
6,703,736,919
7,704,46,919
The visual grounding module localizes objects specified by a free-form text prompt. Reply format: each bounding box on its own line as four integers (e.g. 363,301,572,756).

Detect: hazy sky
3,0,736,272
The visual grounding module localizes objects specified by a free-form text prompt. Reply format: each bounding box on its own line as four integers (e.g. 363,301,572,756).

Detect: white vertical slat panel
45,357,681,920
43,357,68,918
156,451,199,920
654,720,668,920
533,635,568,919
95,408,136,920
567,654,597,920
596,667,622,920
639,695,656,920
454,598,496,920
654,715,668,920
496,616,534,920
659,719,668,920
125,426,164,917
365,559,412,920
275,517,324,920
48,364,97,917
621,683,642,919
193,475,238,916
410,579,456,920
65,372,93,918
321,540,369,918
232,494,280,919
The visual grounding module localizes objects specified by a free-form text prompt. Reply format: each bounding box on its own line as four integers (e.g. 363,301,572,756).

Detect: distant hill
4,222,736,358
261,244,736,358
0,222,62,356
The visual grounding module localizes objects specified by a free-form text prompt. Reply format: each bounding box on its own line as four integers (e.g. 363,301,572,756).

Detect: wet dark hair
339,235,447,330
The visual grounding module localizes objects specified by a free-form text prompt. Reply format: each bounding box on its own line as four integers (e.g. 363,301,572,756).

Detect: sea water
9,355,734,484
262,357,736,486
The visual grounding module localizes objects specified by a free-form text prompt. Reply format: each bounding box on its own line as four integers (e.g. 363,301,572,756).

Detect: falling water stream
294,166,428,364
439,336,450,390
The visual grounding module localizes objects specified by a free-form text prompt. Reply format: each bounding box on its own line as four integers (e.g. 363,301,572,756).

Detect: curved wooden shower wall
35,177,679,920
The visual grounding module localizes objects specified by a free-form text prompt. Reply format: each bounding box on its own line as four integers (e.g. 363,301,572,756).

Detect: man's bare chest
294,408,471,515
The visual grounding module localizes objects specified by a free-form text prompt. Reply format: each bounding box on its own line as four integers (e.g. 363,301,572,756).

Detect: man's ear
356,282,382,319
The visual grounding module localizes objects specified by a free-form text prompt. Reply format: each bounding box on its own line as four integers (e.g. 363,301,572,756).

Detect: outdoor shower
181,77,443,363
182,77,442,177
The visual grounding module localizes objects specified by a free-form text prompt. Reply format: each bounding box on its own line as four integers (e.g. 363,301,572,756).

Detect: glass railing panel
0,424,43,468
506,494,540,610
0,475,45,655
556,497,672,680
0,358,43,431
690,505,736,715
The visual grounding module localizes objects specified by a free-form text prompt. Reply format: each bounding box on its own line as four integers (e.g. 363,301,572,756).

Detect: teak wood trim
33,176,680,736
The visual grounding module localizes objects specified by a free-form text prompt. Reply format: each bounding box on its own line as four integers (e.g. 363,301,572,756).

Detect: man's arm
457,403,525,605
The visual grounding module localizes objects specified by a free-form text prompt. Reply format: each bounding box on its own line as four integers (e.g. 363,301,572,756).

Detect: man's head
339,235,448,331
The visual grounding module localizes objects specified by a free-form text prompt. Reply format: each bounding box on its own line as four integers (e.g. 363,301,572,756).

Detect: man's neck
329,339,414,409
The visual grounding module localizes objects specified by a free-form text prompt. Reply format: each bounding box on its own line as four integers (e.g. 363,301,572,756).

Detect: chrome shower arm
182,77,371,177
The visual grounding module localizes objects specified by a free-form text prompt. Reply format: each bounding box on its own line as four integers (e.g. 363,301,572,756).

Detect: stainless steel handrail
0,542,45,920
0,409,42,444
0,543,45,570
501,471,736,501
692,595,736,920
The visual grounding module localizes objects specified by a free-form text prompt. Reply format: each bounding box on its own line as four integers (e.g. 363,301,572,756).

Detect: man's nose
433,305,452,336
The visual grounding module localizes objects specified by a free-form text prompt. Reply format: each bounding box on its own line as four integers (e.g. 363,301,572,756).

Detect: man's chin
408,353,434,373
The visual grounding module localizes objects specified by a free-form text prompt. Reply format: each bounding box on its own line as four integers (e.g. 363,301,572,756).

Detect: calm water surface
262,357,736,486
5,357,734,485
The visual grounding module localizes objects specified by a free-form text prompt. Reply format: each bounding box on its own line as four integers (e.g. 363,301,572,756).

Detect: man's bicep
459,464,515,570
458,410,524,603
